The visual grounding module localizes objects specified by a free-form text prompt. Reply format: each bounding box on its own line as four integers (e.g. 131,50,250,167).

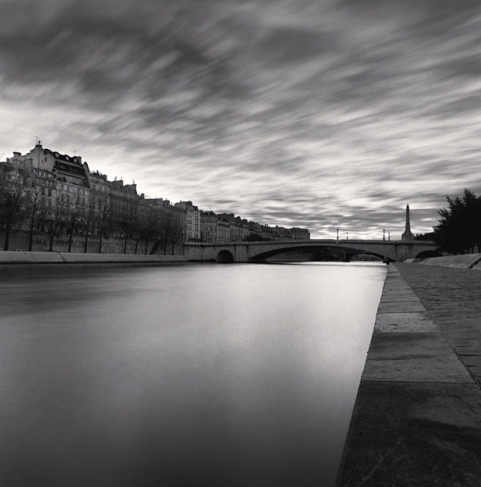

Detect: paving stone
384,275,403,281
377,300,425,313
374,312,438,333
362,333,474,383
450,339,481,351
336,382,481,487
462,358,481,379
382,286,416,294
380,293,422,303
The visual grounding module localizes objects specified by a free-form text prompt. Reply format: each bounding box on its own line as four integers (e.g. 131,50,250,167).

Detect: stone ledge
0,251,188,265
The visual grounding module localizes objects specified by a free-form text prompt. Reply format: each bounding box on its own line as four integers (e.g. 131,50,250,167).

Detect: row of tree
0,174,184,253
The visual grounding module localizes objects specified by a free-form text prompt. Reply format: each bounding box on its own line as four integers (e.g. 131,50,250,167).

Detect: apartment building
200,211,218,242
174,201,200,241
2,143,311,248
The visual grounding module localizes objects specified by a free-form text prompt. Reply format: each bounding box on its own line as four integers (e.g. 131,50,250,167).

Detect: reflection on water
0,262,385,487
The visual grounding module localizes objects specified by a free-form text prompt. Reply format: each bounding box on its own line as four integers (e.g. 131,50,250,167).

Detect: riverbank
336,263,481,486
0,251,188,265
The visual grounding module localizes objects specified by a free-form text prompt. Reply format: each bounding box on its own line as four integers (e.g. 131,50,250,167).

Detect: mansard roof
44,148,82,165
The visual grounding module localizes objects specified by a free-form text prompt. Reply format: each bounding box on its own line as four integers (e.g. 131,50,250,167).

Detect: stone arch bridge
183,239,438,263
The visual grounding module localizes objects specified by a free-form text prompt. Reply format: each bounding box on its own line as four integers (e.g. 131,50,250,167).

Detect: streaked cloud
1,0,481,238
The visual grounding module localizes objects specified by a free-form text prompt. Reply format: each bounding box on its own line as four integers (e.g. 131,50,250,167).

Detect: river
0,262,385,487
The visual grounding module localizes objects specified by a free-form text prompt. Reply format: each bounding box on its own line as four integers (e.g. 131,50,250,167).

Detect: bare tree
96,200,111,253
154,210,184,255
149,209,185,255
82,196,97,253
0,170,27,250
117,211,136,254
25,187,46,251
142,207,161,255
132,212,146,254
66,194,83,252
47,194,68,252
169,213,185,255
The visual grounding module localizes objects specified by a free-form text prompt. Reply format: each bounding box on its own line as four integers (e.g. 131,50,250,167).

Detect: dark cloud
258,27,337,64
2,0,481,238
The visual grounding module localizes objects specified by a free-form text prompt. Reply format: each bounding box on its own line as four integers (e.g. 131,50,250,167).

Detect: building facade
1,142,311,250
174,201,200,241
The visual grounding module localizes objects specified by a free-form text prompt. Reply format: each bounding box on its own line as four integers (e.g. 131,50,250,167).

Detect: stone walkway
396,263,481,385
336,264,481,487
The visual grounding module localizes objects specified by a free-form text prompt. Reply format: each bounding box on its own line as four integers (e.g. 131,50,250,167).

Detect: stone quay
336,263,481,486
0,251,188,265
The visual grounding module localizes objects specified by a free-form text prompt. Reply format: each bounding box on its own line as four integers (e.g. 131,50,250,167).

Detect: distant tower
402,205,414,241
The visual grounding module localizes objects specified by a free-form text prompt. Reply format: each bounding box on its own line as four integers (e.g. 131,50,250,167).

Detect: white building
174,201,201,241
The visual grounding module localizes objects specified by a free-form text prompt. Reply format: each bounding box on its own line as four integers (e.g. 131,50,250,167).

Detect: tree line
0,173,184,253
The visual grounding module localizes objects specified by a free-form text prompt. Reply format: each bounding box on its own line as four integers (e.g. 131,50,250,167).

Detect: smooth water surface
0,262,385,487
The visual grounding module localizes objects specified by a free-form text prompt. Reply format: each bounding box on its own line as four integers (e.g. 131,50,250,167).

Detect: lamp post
337,228,339,241
346,232,349,241
383,229,385,241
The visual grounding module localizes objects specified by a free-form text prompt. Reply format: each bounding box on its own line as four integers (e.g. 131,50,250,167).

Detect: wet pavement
336,263,481,487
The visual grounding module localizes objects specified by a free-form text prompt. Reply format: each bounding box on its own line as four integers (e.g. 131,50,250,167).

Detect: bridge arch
248,245,330,262
248,244,393,263
347,252,388,262
216,250,234,263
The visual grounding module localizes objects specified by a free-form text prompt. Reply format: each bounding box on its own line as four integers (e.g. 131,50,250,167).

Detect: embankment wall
0,251,187,265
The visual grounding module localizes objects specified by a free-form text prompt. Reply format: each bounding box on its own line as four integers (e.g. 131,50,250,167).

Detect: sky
1,0,481,239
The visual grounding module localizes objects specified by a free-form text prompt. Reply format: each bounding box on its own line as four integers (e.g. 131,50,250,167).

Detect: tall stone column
402,204,414,241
